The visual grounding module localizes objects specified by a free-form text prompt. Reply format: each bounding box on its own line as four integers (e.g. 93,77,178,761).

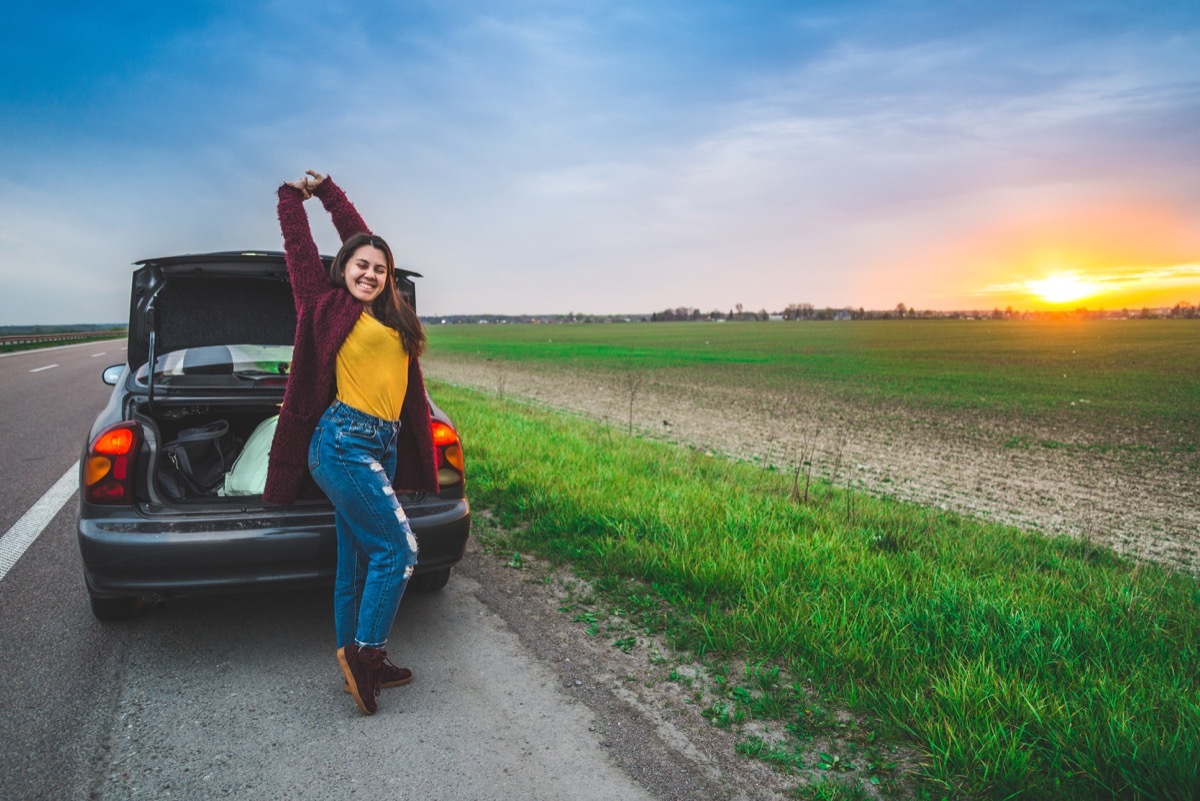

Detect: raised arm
310,173,372,242
277,170,374,301
277,180,328,302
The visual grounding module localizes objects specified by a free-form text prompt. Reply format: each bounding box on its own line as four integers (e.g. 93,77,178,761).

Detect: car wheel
88,590,143,621
409,567,451,592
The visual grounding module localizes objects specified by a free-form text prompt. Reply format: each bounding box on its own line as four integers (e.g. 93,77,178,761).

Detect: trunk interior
132,399,291,505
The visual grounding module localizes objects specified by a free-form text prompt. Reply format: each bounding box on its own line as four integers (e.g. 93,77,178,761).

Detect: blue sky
1,0,1197,323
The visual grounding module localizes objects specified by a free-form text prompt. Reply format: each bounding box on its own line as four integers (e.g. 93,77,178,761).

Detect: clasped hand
285,169,326,199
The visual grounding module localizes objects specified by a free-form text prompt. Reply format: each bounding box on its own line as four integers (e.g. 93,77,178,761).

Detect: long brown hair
329,232,426,357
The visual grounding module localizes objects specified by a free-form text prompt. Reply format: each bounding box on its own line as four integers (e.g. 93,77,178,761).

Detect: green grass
433,380,1200,799
427,320,1200,436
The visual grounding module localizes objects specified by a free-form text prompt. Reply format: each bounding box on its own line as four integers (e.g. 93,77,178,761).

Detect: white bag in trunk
219,415,279,496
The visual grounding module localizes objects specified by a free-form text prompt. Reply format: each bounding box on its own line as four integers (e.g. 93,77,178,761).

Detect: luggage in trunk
136,402,283,502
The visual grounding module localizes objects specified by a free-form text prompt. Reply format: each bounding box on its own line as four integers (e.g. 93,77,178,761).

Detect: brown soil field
424,353,1199,575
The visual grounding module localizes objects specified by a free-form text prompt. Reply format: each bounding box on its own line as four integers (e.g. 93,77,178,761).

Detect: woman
264,170,439,715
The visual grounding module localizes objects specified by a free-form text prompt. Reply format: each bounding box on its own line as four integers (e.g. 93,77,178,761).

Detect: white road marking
0,463,78,582
91,352,107,357
29,364,58,372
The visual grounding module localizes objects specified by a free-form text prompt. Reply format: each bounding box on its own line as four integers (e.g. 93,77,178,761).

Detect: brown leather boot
343,654,413,692
337,644,385,715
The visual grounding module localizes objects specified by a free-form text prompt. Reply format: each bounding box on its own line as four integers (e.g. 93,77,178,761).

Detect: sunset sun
1025,273,1103,304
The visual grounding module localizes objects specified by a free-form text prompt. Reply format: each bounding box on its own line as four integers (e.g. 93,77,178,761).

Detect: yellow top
335,313,410,421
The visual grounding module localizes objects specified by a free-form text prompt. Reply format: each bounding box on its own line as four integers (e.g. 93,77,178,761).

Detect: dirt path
426,354,1199,575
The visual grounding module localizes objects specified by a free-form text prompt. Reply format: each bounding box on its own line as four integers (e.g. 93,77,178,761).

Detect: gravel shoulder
459,534,797,801
459,527,918,800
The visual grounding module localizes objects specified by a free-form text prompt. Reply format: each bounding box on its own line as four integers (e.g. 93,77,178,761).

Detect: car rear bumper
78,497,470,598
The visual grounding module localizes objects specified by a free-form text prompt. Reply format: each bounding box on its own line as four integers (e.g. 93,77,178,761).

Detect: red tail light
431,420,465,488
85,423,139,504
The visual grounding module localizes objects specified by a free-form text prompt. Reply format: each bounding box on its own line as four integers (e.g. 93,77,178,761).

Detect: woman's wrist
280,183,309,201
311,175,335,199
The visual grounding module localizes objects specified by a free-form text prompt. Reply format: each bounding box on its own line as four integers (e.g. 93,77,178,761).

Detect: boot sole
336,646,375,715
343,673,413,693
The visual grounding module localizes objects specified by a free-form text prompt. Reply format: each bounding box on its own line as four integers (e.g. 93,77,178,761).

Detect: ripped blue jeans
308,400,419,649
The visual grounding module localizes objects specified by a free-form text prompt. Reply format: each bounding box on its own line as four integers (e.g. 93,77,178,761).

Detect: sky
1,0,1198,323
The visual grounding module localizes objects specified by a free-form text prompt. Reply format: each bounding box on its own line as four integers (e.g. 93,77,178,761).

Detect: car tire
409,567,451,592
88,591,143,621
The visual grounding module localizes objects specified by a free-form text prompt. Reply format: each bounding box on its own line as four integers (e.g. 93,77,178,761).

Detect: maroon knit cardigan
263,177,439,506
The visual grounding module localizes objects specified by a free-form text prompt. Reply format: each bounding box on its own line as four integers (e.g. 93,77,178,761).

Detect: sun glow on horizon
1024,272,1104,304
973,262,1200,310
948,201,1200,310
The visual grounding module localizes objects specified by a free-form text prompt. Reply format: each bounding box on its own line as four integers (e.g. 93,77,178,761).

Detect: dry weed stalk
754,437,779,494
824,428,849,506
487,358,506,400
791,430,818,505
620,365,648,436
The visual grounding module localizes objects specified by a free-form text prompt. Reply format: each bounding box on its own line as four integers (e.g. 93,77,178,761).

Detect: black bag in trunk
160,420,240,499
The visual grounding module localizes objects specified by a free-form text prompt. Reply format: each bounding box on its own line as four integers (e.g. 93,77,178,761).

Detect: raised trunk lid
126,250,422,379
127,252,299,374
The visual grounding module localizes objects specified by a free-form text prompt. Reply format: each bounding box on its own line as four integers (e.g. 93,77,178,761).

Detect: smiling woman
270,170,440,717
1025,272,1102,304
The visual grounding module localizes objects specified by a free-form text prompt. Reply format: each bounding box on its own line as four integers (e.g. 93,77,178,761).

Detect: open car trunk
123,251,423,508
131,397,304,506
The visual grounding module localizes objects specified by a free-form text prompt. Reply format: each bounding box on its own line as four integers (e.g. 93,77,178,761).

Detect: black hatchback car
77,251,470,620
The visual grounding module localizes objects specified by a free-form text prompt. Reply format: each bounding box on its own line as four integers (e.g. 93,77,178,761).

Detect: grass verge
433,380,1200,799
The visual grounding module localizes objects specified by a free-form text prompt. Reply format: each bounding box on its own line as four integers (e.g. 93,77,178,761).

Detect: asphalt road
0,341,657,801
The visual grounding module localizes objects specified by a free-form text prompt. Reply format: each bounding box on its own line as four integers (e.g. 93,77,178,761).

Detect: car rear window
134,345,293,385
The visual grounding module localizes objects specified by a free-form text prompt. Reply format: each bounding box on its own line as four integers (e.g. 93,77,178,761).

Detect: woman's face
343,245,389,305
